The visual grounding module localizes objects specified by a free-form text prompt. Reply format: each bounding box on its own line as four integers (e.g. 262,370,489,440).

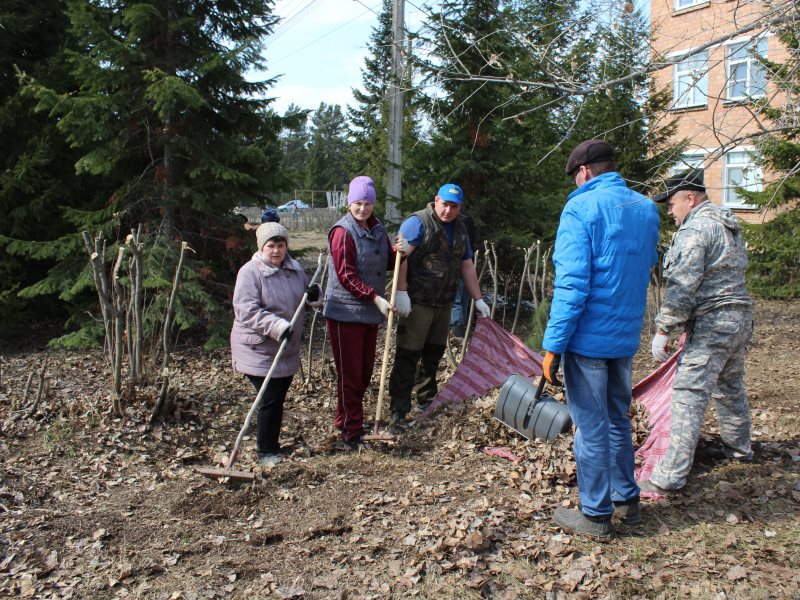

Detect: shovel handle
372,235,404,435
535,373,546,400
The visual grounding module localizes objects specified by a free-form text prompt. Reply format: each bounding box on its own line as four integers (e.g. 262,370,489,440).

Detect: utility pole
385,0,405,227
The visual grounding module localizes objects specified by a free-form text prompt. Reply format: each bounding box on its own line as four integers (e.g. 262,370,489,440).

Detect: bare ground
0,296,798,599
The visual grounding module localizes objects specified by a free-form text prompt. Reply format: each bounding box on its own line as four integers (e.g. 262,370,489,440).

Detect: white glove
651,332,671,362
275,319,292,342
394,237,409,255
395,290,412,318
372,295,392,317
474,299,491,318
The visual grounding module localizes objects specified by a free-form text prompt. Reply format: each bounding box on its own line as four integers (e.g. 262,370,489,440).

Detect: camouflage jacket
656,200,752,335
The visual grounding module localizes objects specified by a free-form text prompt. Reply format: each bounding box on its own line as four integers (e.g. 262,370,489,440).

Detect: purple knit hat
347,176,376,205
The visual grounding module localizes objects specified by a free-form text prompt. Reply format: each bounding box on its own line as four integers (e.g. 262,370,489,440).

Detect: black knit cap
565,139,615,177
653,170,706,203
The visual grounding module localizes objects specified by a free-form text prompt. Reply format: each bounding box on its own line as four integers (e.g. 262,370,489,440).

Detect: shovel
197,251,325,482
363,237,403,442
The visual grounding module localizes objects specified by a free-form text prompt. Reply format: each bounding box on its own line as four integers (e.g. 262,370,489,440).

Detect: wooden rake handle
372,236,403,435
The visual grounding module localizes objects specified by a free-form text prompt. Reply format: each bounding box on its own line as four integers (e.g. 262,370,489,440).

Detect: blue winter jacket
542,172,660,358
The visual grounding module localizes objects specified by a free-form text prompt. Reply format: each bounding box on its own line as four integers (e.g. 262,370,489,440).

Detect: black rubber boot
389,346,421,416
414,343,446,408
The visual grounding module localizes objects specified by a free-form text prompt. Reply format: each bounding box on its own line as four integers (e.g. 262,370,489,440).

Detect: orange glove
543,351,562,386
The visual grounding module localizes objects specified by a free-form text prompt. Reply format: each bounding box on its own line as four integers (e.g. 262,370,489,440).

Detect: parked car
277,199,309,212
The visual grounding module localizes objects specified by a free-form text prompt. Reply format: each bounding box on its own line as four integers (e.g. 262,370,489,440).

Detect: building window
675,0,706,9
723,149,762,208
670,151,705,175
673,51,708,108
726,37,768,100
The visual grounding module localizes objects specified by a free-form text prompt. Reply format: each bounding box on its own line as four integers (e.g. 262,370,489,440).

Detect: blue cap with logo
437,183,464,204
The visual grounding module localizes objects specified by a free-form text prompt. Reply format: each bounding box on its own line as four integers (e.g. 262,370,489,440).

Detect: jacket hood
685,200,741,234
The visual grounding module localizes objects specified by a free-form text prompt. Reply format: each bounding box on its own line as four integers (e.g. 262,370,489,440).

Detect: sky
259,0,431,115
257,0,652,116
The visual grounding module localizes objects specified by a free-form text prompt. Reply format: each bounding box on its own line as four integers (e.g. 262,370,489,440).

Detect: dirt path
0,300,798,599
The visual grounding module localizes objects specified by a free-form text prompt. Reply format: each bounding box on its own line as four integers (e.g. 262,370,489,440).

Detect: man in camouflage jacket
640,171,754,495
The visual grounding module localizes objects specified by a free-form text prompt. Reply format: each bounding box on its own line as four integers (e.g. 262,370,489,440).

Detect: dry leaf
727,565,748,580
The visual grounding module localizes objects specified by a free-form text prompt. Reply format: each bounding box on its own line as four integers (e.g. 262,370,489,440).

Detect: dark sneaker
701,445,754,463
613,501,641,526
553,507,613,541
342,437,364,450
415,401,431,413
637,479,675,496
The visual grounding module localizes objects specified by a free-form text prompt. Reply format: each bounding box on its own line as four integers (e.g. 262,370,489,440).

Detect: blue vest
323,213,389,324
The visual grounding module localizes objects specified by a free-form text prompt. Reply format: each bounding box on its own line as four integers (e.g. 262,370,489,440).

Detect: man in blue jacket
542,140,660,540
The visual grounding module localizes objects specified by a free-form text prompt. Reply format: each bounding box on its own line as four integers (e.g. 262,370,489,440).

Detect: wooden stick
371,238,403,436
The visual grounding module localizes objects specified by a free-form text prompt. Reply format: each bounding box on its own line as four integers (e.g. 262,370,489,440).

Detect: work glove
542,351,563,386
394,236,409,255
305,283,321,302
474,299,491,318
373,295,392,317
395,290,412,318
276,319,292,343
651,332,671,362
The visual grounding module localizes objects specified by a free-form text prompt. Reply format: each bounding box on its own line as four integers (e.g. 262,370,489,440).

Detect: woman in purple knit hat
323,176,408,448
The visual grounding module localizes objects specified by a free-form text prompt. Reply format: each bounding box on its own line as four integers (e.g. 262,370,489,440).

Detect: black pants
246,374,294,456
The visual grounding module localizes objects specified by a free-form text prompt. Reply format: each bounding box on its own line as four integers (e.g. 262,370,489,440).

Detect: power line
267,0,324,46
268,3,380,67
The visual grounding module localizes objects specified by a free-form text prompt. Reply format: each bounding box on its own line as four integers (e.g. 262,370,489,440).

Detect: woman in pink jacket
230,222,318,466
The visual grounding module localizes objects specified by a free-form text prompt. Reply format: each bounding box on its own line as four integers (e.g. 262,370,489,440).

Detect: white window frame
675,0,706,10
672,50,709,109
725,36,768,101
670,150,706,175
723,148,762,208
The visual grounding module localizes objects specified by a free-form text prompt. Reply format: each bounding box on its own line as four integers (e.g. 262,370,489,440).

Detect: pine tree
0,0,95,328
279,103,311,192
566,3,680,190
743,18,800,298
415,0,577,244
4,0,286,343
348,0,423,219
348,0,393,196
304,103,351,193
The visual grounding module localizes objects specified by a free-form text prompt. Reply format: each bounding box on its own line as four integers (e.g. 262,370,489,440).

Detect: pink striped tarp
425,317,543,414
633,336,684,494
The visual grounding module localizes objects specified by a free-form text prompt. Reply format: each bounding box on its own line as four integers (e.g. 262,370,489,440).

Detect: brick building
650,0,788,222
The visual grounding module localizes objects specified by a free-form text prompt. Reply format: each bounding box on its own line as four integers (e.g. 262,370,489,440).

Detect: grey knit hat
256,222,289,250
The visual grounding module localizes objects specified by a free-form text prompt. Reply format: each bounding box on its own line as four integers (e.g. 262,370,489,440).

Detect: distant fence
281,207,342,232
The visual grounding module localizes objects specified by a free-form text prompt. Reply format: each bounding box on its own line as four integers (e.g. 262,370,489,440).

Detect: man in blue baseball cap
388,183,491,428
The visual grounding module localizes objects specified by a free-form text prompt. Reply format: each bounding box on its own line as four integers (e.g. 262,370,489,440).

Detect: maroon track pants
326,319,379,441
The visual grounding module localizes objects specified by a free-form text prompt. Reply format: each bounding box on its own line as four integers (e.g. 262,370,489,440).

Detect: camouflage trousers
650,305,753,490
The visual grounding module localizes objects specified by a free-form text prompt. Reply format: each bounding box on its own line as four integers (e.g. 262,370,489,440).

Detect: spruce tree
4,0,286,343
304,103,351,193
279,103,311,193
566,3,680,189
743,18,800,298
348,0,393,196
0,0,94,328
